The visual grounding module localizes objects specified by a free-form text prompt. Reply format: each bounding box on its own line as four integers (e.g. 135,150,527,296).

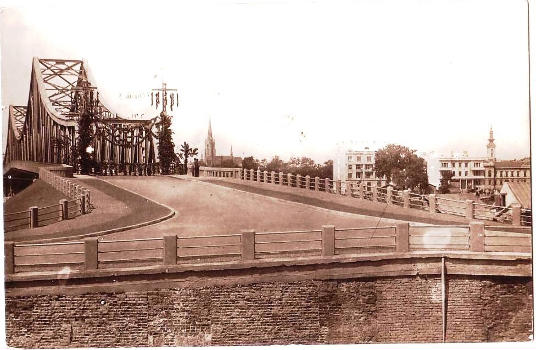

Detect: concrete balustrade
403,190,410,208
59,199,68,220
324,178,329,192
263,171,268,183
386,186,393,205
469,222,485,252
84,238,98,270
256,169,261,182
241,230,255,260
287,173,292,187
465,200,474,219
163,235,177,265
314,177,319,191
429,194,436,214
305,175,310,190
279,172,284,185
271,171,276,184
321,225,335,256
249,169,254,181
296,174,302,188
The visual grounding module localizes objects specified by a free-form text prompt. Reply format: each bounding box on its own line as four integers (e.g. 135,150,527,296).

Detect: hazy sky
0,0,531,185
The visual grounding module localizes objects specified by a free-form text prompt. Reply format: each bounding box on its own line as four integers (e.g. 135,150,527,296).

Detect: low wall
5,274,532,347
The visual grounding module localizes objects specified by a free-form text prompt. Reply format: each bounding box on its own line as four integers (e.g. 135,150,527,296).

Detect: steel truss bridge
4,58,162,176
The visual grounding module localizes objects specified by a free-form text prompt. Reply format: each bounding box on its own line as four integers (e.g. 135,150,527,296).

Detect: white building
334,147,387,187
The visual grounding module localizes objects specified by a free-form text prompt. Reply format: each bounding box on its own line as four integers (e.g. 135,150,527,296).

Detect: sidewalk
5,176,173,242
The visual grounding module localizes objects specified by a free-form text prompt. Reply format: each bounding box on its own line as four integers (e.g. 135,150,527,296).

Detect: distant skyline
1,0,531,179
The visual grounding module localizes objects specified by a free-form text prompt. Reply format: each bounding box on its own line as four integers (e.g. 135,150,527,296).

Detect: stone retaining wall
5,275,532,347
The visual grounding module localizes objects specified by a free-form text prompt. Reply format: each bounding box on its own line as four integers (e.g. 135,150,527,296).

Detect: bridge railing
4,222,531,275
237,169,528,226
39,167,91,213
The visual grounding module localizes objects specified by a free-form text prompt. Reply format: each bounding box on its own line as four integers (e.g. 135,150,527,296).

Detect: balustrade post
305,175,311,190
346,182,352,196
296,174,301,188
243,168,247,180
249,169,254,181
241,229,255,260
469,221,485,252
359,182,365,199
80,195,86,215
263,171,268,183
84,237,98,270
465,200,474,219
321,225,335,256
372,184,378,202
512,204,522,226
314,176,319,191
4,241,14,275
287,173,292,187
386,186,393,205
396,223,410,252
279,172,284,185
335,180,341,194
29,206,38,228
163,235,177,265
256,169,261,182
403,190,410,208
59,199,68,220
271,171,276,184
428,194,436,214
325,178,330,192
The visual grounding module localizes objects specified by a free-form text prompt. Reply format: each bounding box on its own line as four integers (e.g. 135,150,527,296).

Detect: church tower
487,127,496,160
205,119,216,166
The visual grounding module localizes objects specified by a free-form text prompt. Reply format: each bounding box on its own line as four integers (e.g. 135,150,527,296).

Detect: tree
439,170,454,194
157,112,175,175
77,111,95,174
375,144,429,192
242,156,259,170
265,156,285,172
180,141,198,174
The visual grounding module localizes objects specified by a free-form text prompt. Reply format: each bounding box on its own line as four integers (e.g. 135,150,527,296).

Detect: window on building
458,171,461,176
465,162,468,167
465,171,468,176
517,171,520,177
348,165,353,171
365,164,373,170
356,156,361,162
441,162,448,168
348,173,352,179
458,162,462,167
451,162,455,167
474,162,481,167
366,156,372,162
348,156,353,162
524,170,527,177
356,173,361,178
499,171,503,177
488,170,492,177
356,164,362,170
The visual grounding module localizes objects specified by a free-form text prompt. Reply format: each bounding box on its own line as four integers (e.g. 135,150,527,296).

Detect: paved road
101,175,408,241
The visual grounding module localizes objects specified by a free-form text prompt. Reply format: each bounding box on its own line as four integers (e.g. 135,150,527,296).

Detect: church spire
487,126,496,160
230,145,233,158
208,118,213,138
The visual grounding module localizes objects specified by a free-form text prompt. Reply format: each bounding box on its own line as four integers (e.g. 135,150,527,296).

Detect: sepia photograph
0,0,533,348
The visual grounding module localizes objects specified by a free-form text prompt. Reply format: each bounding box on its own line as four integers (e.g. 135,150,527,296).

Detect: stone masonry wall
5,275,532,348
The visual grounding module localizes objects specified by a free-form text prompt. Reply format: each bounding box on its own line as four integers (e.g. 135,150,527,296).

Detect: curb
16,176,177,243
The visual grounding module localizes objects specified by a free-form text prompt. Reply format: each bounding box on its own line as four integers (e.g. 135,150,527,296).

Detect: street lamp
86,146,95,174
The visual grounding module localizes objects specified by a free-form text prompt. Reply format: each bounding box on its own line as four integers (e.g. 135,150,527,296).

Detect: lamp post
86,145,94,174
7,175,13,197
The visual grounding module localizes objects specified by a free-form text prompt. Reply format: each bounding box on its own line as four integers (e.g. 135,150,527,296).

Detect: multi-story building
439,128,530,192
335,147,387,187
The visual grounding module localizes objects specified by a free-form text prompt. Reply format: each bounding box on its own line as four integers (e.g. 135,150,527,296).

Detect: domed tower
487,127,496,160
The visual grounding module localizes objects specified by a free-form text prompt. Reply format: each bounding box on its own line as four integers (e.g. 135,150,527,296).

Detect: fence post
84,237,98,270
263,170,268,183
321,225,335,256
296,174,301,188
271,171,276,184
465,200,474,219
314,177,319,191
256,169,261,182
4,241,14,275
29,206,38,228
335,180,341,194
241,229,255,260
243,168,247,180
249,169,254,181
372,185,378,202
386,186,393,205
279,172,284,185
359,182,366,199
512,204,522,226
59,199,68,220
287,173,292,187
163,235,177,265
325,178,330,192
346,182,352,196
305,175,311,190
80,195,86,215
469,221,485,252
429,194,436,214
403,190,410,208
396,222,409,252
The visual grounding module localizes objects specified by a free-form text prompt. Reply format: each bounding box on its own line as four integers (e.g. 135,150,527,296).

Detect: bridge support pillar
429,194,436,213
469,221,485,252
84,237,98,270
241,230,255,260
29,206,38,228
465,200,474,219
321,225,335,256
163,235,177,265
4,241,14,275
396,222,409,252
512,204,522,226
314,177,319,191
403,190,410,208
